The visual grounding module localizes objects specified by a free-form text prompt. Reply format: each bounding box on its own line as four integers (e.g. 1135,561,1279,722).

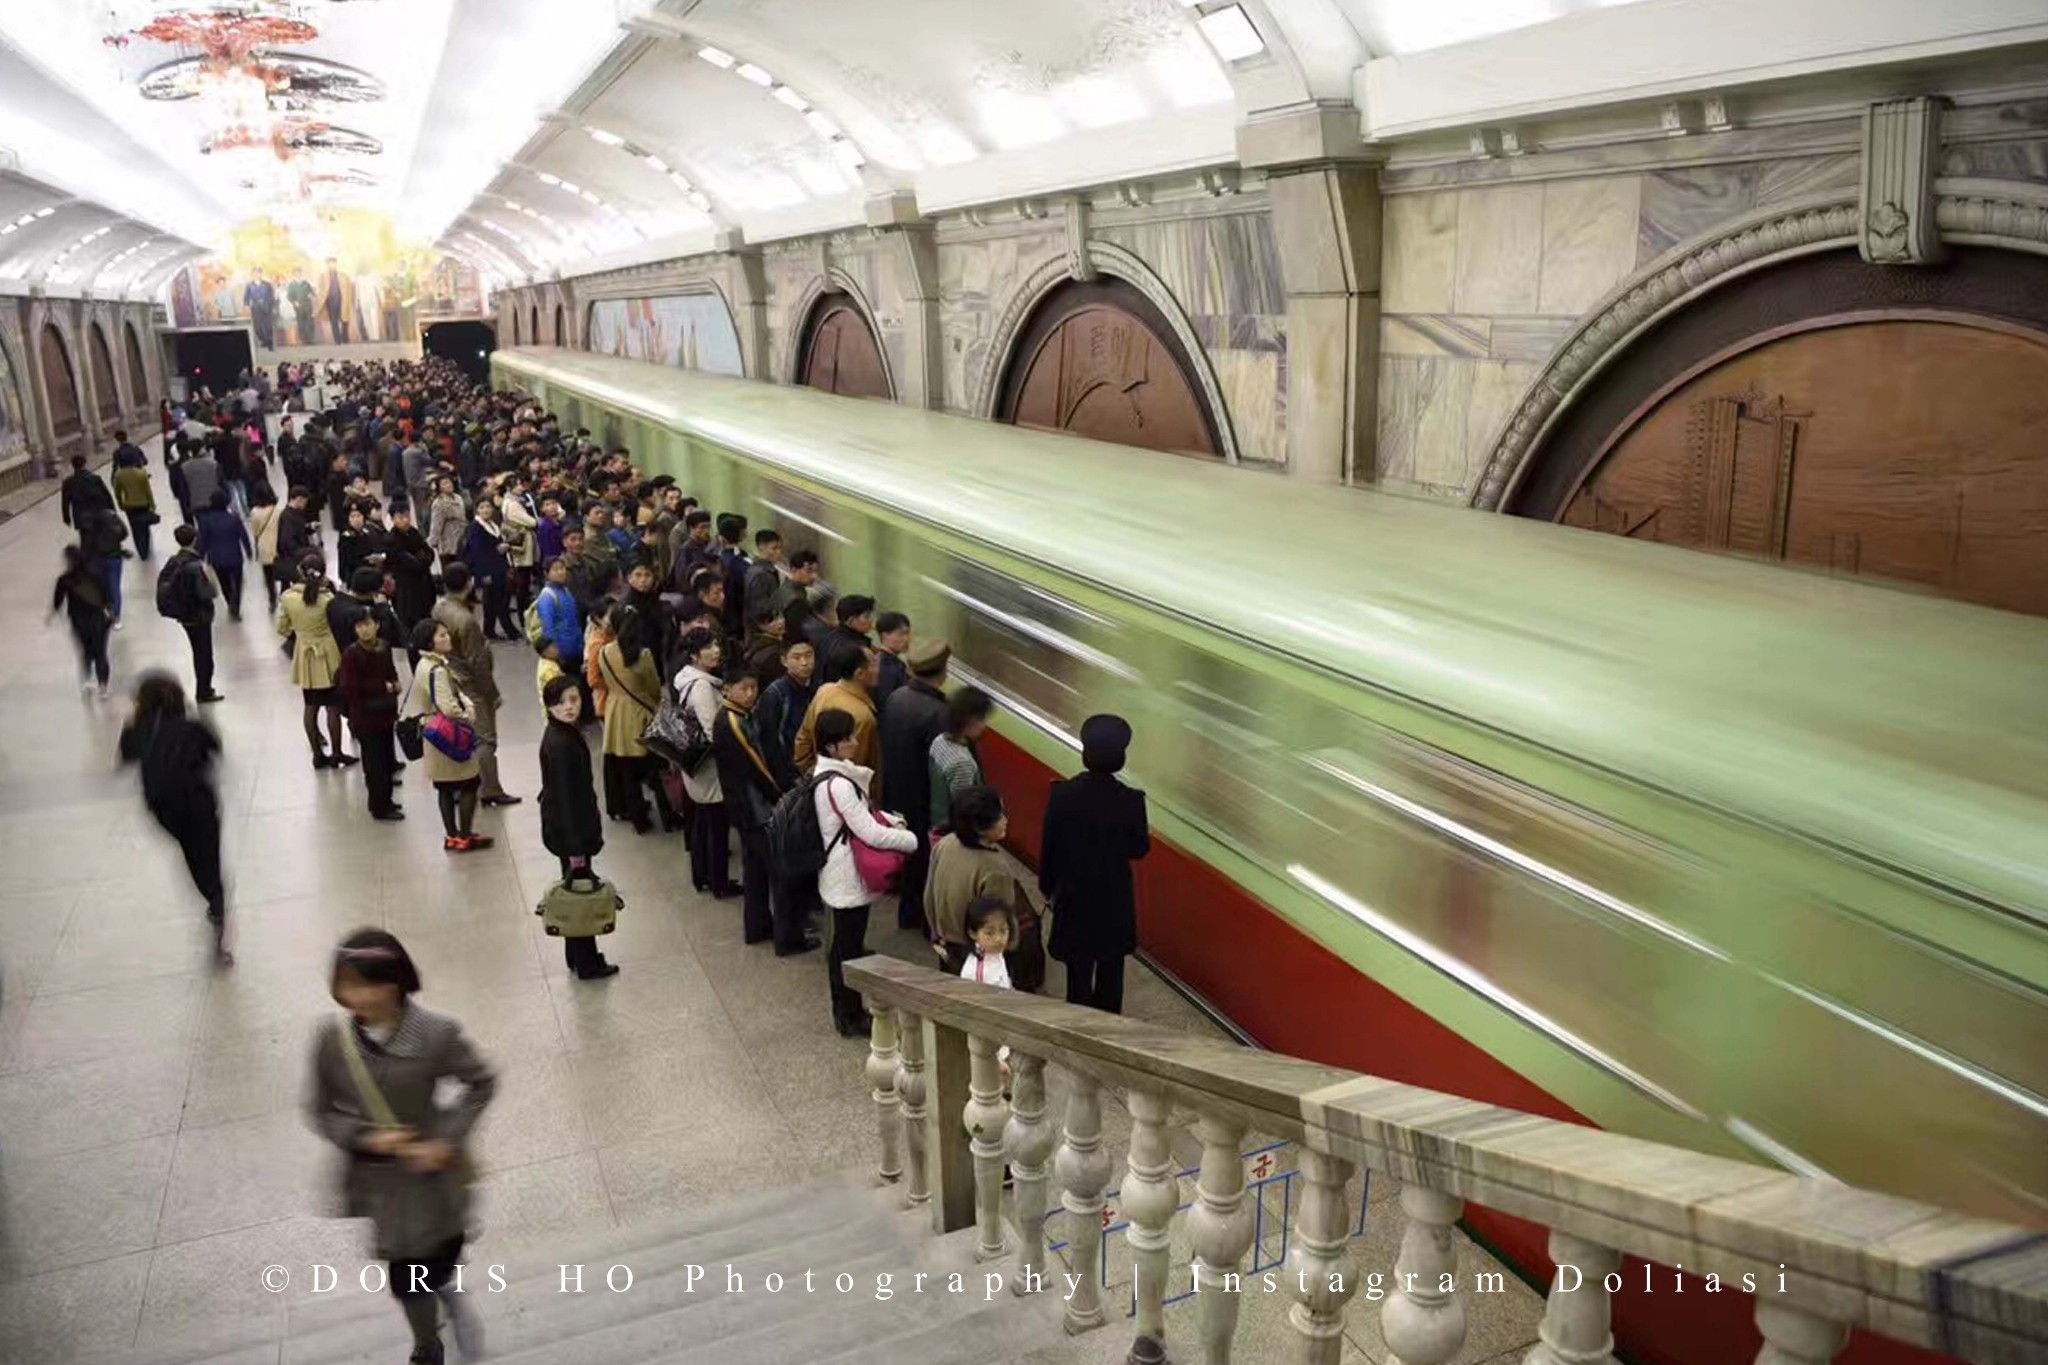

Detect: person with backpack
117,672,231,966
674,628,735,896
49,545,115,699
538,674,617,981
158,524,224,703
811,708,920,1036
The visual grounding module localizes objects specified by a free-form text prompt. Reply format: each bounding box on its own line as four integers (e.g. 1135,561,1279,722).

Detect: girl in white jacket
674,629,732,896
813,707,920,1035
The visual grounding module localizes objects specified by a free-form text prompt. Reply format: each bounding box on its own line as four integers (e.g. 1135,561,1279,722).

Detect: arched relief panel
994,274,1225,460
38,322,85,456
1552,309,2048,618
978,243,1241,463
586,286,745,377
123,321,150,410
88,321,120,421
0,325,30,468
791,277,894,401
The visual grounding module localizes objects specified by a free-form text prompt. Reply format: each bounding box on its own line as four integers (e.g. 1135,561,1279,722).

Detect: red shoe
443,835,468,852
466,834,496,850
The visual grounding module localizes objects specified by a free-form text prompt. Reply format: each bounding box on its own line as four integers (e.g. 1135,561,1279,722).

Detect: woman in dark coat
307,929,495,1365
1040,714,1150,1014
538,674,616,980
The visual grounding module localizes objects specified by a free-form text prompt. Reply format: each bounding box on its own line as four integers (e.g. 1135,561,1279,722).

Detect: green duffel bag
536,872,624,937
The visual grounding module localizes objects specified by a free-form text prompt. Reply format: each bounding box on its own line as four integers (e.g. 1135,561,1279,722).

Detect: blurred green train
495,347,2048,1227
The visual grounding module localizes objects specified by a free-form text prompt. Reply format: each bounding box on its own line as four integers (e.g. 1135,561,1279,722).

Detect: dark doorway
88,324,121,421
425,320,497,386
172,329,254,398
40,324,83,458
995,277,1221,458
124,323,150,407
553,304,566,345
796,291,892,400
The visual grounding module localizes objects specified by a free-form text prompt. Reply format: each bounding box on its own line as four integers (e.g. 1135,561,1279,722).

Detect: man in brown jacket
794,644,882,787
432,562,520,806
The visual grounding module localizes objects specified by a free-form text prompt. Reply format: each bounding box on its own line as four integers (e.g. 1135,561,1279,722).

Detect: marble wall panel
1383,192,1459,315
1538,176,1642,317
1452,185,1544,316
1464,359,1543,496
1637,165,1759,264
1754,152,1861,206
1942,137,2048,182
1380,315,1491,358
1209,345,1285,469
1376,354,1474,486
936,228,1065,416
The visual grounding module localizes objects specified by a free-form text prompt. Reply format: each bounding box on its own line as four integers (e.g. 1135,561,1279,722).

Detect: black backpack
766,773,848,880
155,555,198,621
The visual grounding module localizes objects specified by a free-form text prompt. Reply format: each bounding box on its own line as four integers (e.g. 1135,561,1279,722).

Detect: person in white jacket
813,707,919,1035
674,629,735,897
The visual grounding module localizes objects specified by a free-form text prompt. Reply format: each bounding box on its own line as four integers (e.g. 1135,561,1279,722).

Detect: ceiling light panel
735,63,774,88
1197,6,1266,61
697,46,735,69
772,86,808,112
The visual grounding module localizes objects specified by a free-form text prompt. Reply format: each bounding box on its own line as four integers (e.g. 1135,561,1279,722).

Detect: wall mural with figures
0,338,24,464
165,208,486,349
588,295,745,377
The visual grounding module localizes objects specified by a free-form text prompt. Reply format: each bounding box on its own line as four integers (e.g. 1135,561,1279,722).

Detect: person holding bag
403,620,491,852
813,707,919,1036
597,605,682,835
307,930,496,1365
672,627,736,896
538,674,618,981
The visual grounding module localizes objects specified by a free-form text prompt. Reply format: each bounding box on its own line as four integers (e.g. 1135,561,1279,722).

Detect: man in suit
318,258,353,344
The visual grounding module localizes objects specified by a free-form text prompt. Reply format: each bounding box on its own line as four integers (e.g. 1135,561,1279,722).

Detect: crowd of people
56,355,1153,1365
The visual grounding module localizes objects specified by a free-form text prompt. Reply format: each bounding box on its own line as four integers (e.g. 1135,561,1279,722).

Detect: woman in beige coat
405,620,491,852
276,555,352,770
596,604,680,835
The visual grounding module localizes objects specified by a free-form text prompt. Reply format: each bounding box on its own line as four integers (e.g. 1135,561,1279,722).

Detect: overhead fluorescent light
580,189,602,204
667,171,694,191
536,172,561,186
1198,5,1265,61
735,63,773,88
587,127,625,146
0,225,14,236
557,179,580,194
644,155,668,172
697,46,735,69
803,110,841,140
13,214,34,226
502,199,522,210
685,191,712,213
35,207,55,218
772,85,808,112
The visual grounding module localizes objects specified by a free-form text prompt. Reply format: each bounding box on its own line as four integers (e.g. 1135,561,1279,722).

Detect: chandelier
110,3,386,205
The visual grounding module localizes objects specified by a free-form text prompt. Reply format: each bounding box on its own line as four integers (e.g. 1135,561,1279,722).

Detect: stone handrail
843,955,2047,1365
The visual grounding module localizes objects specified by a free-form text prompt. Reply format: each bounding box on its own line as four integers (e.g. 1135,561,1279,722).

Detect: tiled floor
0,441,1540,1364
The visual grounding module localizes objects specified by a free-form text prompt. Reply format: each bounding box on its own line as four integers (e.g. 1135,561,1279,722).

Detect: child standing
959,896,1013,990
535,638,565,709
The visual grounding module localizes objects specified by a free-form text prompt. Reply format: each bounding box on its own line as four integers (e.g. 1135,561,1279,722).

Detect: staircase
92,1176,1094,1365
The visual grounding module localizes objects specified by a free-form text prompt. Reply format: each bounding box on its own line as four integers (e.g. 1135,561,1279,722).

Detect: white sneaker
97,685,112,701
112,620,124,631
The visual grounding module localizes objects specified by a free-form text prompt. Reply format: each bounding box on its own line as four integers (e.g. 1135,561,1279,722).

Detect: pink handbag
827,782,908,894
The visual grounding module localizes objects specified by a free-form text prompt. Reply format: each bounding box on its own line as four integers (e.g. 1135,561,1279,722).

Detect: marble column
1242,108,1383,484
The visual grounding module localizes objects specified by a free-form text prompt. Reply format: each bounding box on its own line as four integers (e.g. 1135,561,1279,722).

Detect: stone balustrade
844,955,2047,1365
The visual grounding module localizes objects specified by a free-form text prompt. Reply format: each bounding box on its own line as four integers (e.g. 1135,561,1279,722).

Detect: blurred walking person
118,672,231,965
49,545,114,699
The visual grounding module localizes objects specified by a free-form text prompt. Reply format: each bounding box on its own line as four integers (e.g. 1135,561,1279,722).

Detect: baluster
1005,1052,1055,1293
963,1032,1011,1261
895,1009,929,1206
1188,1110,1255,1364
865,1005,902,1184
1285,1149,1359,1365
1525,1232,1619,1365
1055,1071,1111,1335
1754,1303,1849,1365
1381,1185,1466,1365
1122,1088,1178,1365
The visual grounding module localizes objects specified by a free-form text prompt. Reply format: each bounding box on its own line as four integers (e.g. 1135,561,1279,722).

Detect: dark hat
907,640,952,677
1080,714,1132,774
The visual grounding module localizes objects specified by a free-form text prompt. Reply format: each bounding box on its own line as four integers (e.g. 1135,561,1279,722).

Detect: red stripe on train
980,730,1950,1365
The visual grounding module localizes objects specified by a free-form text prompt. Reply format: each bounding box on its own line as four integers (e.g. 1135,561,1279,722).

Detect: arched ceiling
2,0,2036,297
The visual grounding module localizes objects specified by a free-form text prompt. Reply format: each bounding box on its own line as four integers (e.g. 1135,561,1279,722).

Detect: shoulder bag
646,678,713,773
825,777,908,895
333,1017,474,1185
421,669,478,762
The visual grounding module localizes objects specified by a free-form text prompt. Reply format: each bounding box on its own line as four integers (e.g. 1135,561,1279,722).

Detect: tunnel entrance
424,320,497,387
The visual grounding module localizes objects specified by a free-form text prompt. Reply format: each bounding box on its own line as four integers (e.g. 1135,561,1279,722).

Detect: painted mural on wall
588,295,744,377
165,208,484,348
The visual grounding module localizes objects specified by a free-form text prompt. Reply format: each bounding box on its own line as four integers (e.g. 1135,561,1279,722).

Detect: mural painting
166,208,485,347
588,295,744,377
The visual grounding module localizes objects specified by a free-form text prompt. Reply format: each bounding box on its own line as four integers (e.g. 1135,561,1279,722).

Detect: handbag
396,714,425,761
826,779,908,894
421,671,478,761
536,871,624,937
646,679,713,773
333,1016,474,1185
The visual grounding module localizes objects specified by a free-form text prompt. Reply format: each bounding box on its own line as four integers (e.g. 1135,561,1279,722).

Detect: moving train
494,347,2048,1229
